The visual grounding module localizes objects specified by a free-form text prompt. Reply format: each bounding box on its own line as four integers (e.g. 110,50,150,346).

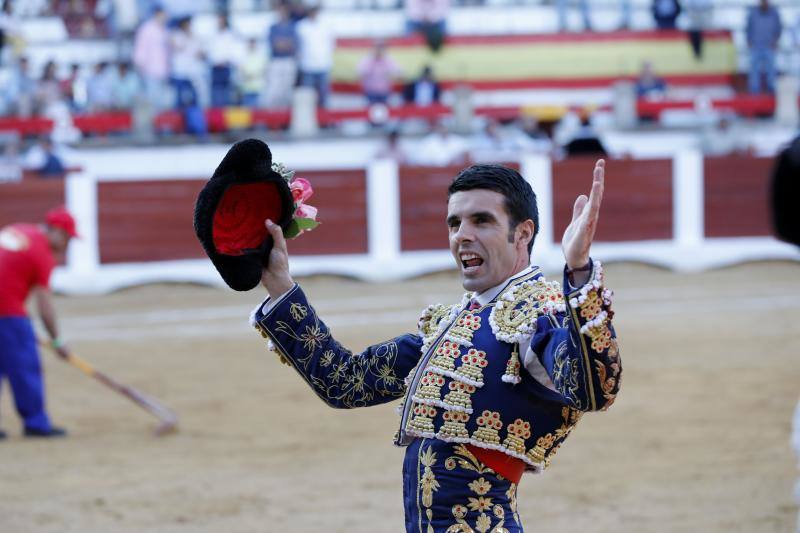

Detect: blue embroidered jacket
252,261,621,473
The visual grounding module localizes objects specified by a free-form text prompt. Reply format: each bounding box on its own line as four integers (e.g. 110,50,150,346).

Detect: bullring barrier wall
1,144,797,294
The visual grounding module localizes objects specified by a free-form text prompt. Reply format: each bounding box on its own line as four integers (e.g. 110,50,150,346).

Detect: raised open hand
260,219,295,299
562,159,605,271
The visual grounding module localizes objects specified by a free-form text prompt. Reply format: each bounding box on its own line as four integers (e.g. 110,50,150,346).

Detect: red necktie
468,299,481,311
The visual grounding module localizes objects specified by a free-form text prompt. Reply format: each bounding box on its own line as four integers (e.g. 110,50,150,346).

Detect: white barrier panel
51,145,800,294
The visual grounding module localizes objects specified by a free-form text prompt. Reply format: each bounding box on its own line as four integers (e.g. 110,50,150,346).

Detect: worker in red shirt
0,206,78,439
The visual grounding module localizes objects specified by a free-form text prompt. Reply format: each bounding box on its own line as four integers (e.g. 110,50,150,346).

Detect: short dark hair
447,164,539,254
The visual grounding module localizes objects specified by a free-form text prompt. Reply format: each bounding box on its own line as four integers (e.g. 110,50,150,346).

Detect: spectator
170,16,205,109
412,121,467,166
518,115,553,152
36,60,65,115
0,0,22,66
375,129,407,163
112,61,140,109
59,63,84,111
4,56,37,117
635,61,667,98
206,13,244,107
469,119,518,163
264,2,298,109
746,0,782,95
358,40,401,105
563,114,607,157
0,132,21,182
239,37,267,107
403,65,441,107
556,0,591,33
95,0,140,40
296,5,335,108
132,7,170,110
684,0,713,60
620,0,632,30
652,0,681,30
85,62,115,112
699,115,747,156
22,137,67,177
470,118,541,162
406,0,449,52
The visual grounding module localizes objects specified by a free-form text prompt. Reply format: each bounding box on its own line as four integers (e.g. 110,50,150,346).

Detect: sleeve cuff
249,283,298,328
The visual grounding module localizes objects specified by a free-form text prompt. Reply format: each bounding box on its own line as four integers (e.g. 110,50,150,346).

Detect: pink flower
290,178,313,204
294,203,318,220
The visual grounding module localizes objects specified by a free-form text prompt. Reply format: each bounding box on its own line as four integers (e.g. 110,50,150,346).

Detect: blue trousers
301,71,330,108
0,317,53,432
749,47,777,94
403,438,523,532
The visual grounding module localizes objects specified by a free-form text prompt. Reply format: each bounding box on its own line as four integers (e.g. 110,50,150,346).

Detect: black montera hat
194,139,294,291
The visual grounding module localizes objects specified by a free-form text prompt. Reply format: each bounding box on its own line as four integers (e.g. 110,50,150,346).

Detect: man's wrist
566,259,592,287
264,276,294,300
50,337,64,349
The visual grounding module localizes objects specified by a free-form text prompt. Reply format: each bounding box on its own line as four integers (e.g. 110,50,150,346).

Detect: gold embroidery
289,302,308,321
473,410,503,447
420,446,440,508
447,506,473,533
445,444,493,475
475,511,492,532
505,484,519,526
527,406,581,466
445,449,508,533
319,350,334,367
468,496,493,512
490,505,510,533
468,477,492,496
419,303,457,348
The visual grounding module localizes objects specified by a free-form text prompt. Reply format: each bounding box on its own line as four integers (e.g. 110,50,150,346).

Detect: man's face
47,227,71,255
447,189,532,293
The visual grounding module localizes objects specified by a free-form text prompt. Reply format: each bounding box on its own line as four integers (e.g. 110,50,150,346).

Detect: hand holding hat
194,139,318,291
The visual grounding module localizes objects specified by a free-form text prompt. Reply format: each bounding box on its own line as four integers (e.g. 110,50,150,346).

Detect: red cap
45,206,79,238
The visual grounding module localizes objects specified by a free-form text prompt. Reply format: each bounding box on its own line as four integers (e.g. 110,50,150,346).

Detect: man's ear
516,219,535,250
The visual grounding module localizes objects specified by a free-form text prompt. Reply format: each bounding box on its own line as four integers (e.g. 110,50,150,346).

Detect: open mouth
460,252,484,272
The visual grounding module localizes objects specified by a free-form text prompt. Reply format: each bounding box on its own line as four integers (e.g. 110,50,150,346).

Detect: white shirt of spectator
206,28,245,67
171,29,205,80
405,0,450,24
413,130,468,166
296,17,335,73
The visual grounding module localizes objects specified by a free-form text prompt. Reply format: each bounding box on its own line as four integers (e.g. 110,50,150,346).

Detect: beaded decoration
501,344,522,384
472,410,503,447
418,302,462,352
429,340,461,373
442,380,476,414
568,261,615,353
250,302,292,366
439,410,471,440
503,419,532,456
444,312,482,347
452,348,488,387
408,403,438,436
489,278,565,344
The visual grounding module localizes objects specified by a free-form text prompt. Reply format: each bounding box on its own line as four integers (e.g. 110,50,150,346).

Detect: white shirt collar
472,265,536,306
